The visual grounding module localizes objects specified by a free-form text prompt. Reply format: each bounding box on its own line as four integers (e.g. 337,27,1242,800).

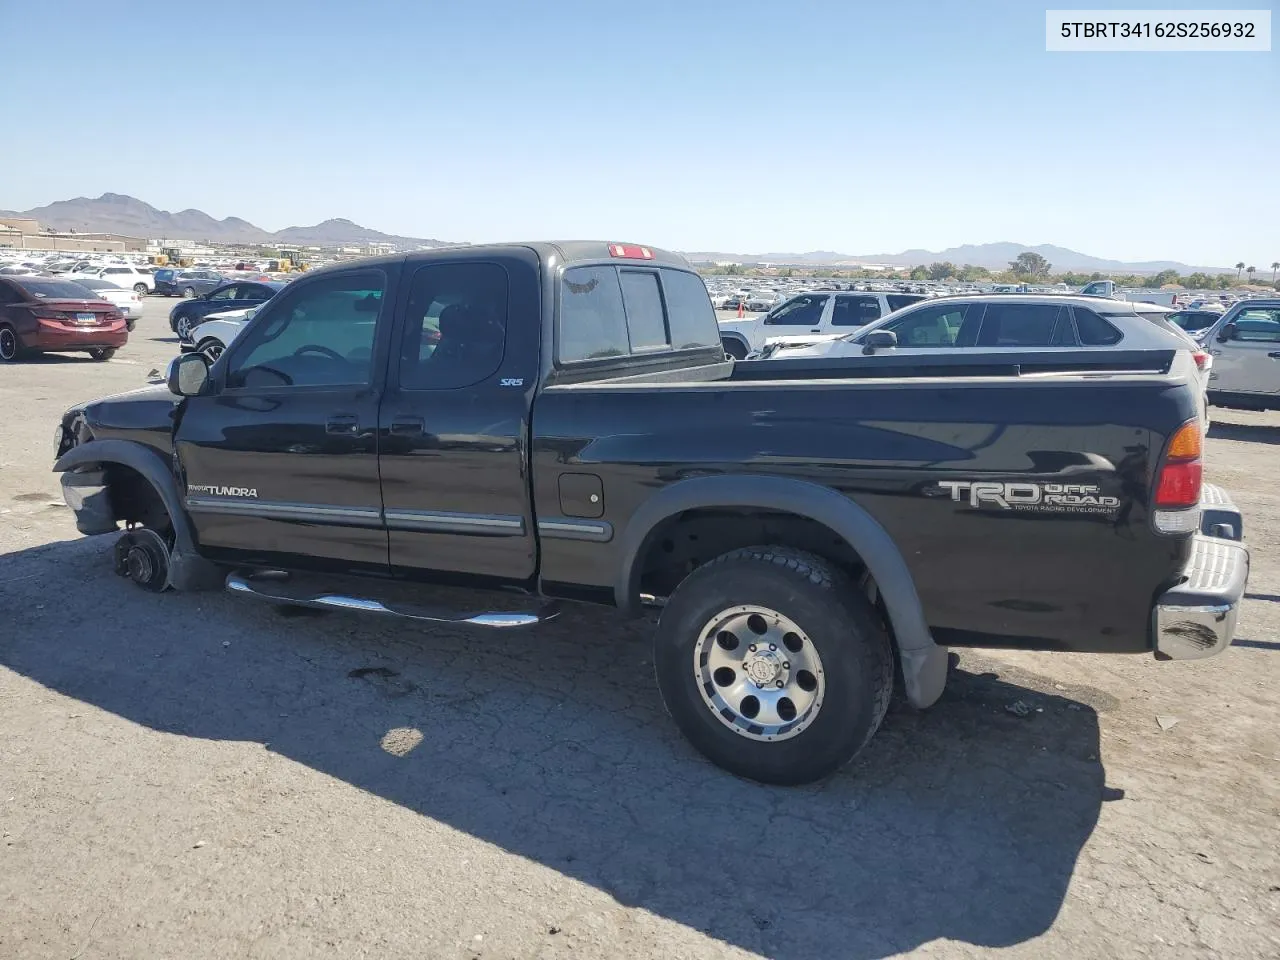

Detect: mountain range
3,194,1234,274
0,194,450,250
683,242,1234,275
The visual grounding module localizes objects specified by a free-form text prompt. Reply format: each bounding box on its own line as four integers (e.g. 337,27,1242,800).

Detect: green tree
956,264,990,281
1185,272,1212,289
1234,261,1245,279
1217,274,1234,290
927,261,956,280
1145,269,1181,288
1009,252,1051,278
908,265,929,281
1246,266,1257,284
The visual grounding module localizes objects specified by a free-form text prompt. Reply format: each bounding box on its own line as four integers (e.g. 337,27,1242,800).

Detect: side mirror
168,353,211,397
1217,321,1237,343
862,329,898,354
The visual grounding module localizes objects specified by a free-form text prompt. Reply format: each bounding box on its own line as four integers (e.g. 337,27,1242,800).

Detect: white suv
66,264,154,296
718,290,927,360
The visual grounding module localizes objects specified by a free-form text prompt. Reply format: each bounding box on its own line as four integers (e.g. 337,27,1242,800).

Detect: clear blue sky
2,0,1275,267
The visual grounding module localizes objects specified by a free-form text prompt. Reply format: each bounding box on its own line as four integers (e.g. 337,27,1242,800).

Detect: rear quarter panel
531,374,1198,652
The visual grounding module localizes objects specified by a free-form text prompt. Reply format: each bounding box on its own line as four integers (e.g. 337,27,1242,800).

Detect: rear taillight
1153,420,1203,535
1192,351,1209,371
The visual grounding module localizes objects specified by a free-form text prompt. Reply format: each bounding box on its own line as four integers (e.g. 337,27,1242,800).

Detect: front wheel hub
694,605,826,742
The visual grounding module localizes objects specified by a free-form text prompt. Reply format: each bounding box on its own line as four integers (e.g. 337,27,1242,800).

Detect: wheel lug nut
769,643,777,651
749,644,757,652
775,680,784,688
783,662,790,669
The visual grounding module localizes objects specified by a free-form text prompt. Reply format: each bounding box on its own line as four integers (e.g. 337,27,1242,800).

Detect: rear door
175,266,395,571
1211,307,1280,396
762,294,830,334
829,294,882,331
377,250,541,583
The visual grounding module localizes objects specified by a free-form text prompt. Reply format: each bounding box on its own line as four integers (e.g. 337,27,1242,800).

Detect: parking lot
2,296,1279,959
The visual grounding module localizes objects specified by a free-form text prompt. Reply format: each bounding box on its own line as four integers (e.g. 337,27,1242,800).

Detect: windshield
1169,311,1218,332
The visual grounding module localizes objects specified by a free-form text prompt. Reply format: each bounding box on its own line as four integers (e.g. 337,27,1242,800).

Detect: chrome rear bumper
1153,534,1249,661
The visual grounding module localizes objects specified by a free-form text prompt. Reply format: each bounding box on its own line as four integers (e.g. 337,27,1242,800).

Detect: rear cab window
557,265,718,364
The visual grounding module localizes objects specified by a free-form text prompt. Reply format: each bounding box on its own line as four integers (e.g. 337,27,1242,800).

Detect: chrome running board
225,570,558,628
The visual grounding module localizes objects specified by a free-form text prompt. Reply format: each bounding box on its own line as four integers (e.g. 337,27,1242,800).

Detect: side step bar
225,570,559,629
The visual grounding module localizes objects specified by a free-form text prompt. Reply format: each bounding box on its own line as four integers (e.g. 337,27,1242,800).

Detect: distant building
0,217,146,252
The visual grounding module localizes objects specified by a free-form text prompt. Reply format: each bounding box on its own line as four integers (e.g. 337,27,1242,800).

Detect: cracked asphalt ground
2,298,1278,959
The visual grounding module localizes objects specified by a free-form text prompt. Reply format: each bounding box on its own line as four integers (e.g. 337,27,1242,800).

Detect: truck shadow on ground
1208,421,1280,445
1,538,1107,960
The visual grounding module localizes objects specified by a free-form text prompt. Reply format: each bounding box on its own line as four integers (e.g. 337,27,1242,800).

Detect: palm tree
1271,261,1278,282
1235,261,1245,279
1245,266,1257,284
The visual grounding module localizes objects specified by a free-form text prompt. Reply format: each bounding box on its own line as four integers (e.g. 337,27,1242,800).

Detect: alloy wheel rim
693,605,826,741
0,329,16,360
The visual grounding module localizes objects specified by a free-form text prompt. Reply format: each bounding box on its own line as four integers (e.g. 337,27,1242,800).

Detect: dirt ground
1,298,1277,960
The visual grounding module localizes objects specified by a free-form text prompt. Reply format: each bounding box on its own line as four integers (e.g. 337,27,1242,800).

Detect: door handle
326,415,359,435
390,416,425,436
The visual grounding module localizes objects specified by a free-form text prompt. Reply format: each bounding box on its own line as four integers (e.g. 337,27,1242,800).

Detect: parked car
65,277,144,331
1199,299,1280,409
171,269,227,299
719,291,926,360
168,280,285,340
1167,310,1226,337
52,241,1247,785
183,307,261,361
0,276,128,362
64,264,154,296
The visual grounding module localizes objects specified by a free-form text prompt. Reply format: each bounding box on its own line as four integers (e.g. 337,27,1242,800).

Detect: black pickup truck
53,241,1250,784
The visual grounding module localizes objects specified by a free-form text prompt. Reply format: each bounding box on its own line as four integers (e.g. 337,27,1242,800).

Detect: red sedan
0,276,128,363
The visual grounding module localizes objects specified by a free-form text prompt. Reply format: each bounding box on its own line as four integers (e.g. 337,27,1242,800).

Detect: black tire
88,347,117,361
0,323,25,363
134,283,149,296
721,337,748,361
195,337,225,362
654,546,894,785
183,286,196,298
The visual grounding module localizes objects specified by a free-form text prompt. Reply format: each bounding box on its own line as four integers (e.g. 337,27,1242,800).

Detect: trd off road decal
187,484,259,498
937,481,1119,516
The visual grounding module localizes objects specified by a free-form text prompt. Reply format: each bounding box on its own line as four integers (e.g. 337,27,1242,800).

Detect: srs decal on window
188,484,259,498
935,481,1119,515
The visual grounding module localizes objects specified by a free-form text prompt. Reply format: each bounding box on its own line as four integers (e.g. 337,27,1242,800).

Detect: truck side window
225,271,384,389
1232,309,1280,342
1072,307,1123,345
660,269,719,351
398,262,508,390
559,266,629,362
886,294,925,312
619,270,669,351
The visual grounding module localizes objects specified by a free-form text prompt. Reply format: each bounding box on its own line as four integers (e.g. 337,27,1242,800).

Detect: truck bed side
530,364,1200,654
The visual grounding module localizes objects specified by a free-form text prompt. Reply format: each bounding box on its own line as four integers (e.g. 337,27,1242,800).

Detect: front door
174,266,396,572
377,253,540,584
1211,306,1280,396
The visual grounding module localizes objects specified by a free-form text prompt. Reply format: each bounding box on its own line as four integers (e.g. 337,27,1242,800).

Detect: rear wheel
182,286,196,298
196,337,225,362
0,324,25,363
720,337,747,361
88,347,117,361
653,546,894,785
134,283,149,296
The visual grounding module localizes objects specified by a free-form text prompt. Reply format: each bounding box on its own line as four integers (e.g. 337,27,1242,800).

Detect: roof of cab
301,242,692,278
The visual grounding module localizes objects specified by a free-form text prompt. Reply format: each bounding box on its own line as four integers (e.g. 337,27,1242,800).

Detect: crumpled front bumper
1152,484,1249,661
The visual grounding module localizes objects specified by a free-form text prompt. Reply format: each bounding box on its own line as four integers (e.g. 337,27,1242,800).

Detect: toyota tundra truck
53,241,1250,784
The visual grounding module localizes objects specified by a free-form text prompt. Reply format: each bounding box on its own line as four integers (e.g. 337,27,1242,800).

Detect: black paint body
64,243,1201,656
